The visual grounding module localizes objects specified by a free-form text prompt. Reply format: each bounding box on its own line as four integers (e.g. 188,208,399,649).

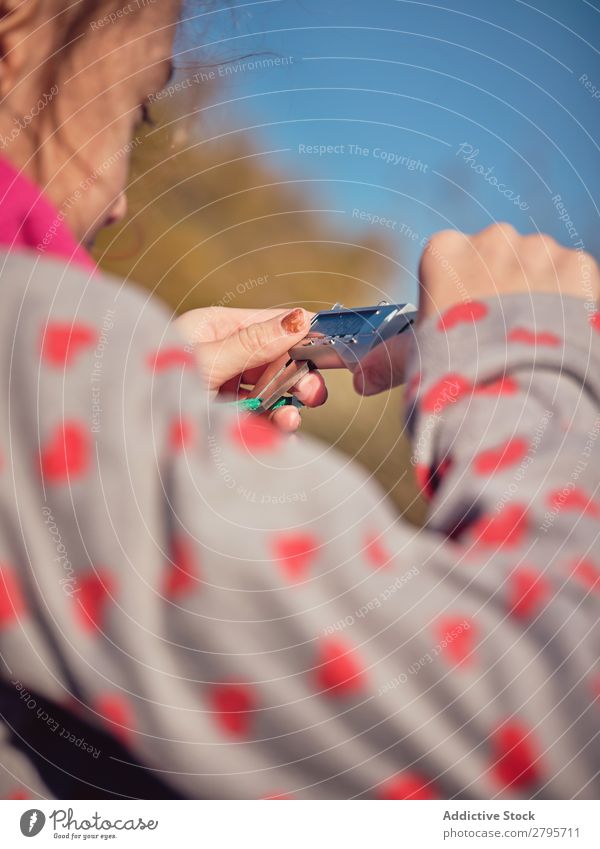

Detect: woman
0,0,598,800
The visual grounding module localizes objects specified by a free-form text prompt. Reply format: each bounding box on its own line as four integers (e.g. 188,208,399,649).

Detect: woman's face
2,0,180,245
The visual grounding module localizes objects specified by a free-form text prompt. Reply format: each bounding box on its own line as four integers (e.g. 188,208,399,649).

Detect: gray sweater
0,251,598,799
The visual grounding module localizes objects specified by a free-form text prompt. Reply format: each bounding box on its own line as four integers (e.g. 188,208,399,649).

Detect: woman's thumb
352,331,413,396
200,308,310,389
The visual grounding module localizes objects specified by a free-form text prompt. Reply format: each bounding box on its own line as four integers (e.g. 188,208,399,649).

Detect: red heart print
415,464,434,499
469,504,527,548
229,414,281,452
262,792,294,800
437,301,488,331
76,570,115,632
0,565,26,629
96,693,134,746
569,558,600,594
315,638,366,697
508,567,551,618
363,530,391,569
272,533,320,581
146,347,195,371
379,772,439,800
169,417,195,451
210,683,256,737
473,437,528,475
41,322,97,367
40,422,90,482
164,536,200,598
491,721,540,789
436,615,476,665
507,328,561,347
422,374,471,413
7,787,30,800
547,488,600,518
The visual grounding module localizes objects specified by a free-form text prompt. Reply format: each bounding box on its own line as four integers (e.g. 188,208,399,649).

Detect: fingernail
281,308,307,334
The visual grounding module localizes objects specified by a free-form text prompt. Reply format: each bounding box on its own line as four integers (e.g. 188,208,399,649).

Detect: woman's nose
105,193,128,227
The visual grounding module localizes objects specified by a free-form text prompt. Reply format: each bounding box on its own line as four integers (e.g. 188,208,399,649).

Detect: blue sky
179,0,600,301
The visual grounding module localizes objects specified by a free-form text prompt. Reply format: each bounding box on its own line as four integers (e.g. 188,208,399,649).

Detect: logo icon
19,810,46,837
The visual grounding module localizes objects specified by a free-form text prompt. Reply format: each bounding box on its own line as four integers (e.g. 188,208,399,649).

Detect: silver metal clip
248,301,417,412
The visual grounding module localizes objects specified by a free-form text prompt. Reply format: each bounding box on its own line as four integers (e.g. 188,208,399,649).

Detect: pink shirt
0,156,95,271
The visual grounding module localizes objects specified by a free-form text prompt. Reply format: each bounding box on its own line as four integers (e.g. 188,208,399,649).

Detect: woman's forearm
1,227,599,799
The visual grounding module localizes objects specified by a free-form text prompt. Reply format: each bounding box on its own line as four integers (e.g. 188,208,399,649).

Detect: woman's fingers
353,332,413,396
289,370,328,407
176,306,328,429
271,405,301,433
417,225,600,320
196,308,311,390
221,363,328,409
250,371,327,434
174,307,295,346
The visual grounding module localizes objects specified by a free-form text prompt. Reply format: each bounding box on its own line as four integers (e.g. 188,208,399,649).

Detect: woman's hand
174,306,327,433
354,223,600,396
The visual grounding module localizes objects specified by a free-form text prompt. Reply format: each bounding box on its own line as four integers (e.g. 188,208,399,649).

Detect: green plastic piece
233,396,292,412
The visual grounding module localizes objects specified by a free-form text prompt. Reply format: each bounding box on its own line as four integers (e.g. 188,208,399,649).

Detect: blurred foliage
93,87,425,525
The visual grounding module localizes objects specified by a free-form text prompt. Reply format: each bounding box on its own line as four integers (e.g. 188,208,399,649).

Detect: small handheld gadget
249,301,418,413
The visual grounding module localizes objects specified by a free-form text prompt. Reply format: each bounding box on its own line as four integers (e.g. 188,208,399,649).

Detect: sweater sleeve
1,260,598,800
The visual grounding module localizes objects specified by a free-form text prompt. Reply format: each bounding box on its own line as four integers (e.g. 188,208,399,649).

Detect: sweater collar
0,156,96,272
